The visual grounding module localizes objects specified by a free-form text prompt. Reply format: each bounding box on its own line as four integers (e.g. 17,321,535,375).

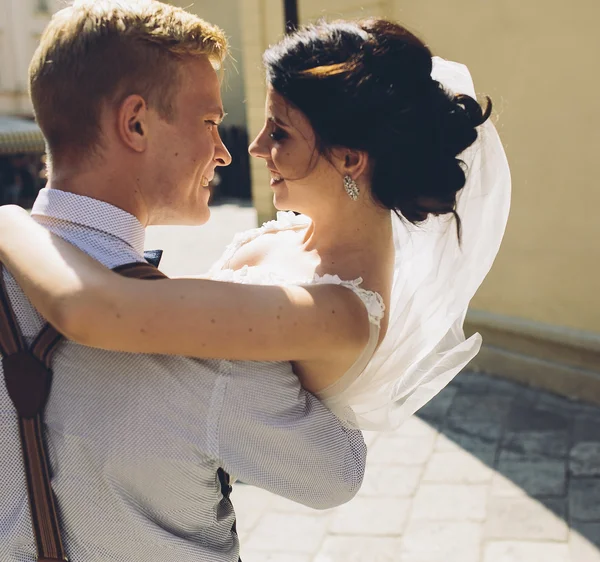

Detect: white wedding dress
209,58,511,431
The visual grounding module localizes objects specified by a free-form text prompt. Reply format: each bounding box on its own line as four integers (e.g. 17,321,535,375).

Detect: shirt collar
31,188,146,255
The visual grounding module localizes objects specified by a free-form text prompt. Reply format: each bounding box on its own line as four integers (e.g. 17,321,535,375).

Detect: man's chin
195,208,211,226
179,208,211,226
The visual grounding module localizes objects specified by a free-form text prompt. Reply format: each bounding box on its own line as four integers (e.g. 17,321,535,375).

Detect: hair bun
263,18,494,239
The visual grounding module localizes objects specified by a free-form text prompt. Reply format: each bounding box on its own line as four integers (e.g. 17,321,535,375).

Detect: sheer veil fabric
319,57,511,430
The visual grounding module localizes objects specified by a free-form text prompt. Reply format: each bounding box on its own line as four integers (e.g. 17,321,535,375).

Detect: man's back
0,190,366,561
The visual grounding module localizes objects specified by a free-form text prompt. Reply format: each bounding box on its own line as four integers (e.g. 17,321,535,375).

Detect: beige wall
387,0,600,335
300,0,392,20
240,0,600,338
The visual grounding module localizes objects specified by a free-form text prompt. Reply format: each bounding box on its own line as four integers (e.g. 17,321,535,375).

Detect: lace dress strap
310,274,385,328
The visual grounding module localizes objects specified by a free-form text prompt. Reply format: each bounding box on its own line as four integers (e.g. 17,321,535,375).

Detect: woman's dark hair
263,19,492,229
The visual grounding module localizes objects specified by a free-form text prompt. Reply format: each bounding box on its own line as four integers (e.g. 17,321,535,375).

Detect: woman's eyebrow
268,115,290,129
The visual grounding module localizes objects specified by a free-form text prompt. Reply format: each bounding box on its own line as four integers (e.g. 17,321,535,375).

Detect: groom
0,1,365,561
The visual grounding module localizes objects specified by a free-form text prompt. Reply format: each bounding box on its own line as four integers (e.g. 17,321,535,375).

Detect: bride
0,18,510,430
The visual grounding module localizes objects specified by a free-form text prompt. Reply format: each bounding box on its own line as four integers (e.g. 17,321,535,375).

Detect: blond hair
29,0,228,164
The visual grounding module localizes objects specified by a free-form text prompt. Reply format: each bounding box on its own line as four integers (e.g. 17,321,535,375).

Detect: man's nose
215,136,232,167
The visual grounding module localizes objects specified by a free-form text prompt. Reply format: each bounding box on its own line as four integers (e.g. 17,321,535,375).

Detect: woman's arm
0,205,370,364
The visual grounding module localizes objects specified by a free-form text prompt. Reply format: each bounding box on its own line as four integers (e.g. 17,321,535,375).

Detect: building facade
0,0,54,204
0,0,57,117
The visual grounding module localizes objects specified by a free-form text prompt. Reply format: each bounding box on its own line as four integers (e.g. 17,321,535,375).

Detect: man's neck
46,169,149,226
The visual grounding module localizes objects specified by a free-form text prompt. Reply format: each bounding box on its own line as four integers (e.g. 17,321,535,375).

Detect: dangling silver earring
344,175,359,201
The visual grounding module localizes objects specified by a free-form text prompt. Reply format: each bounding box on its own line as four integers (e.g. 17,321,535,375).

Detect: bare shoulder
225,229,282,270
226,225,308,272
225,232,270,270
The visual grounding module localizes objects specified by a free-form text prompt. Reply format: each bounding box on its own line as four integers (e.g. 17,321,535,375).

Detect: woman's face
249,86,342,214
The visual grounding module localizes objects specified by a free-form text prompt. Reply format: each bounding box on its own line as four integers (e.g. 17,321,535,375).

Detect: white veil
321,57,512,431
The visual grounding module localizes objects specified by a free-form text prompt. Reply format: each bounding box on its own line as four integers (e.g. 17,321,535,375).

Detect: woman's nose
248,129,268,159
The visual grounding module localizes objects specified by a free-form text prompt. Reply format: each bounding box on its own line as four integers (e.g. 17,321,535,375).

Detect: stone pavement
233,372,600,562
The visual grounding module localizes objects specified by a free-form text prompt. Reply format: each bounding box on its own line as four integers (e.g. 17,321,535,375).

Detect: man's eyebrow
207,108,227,123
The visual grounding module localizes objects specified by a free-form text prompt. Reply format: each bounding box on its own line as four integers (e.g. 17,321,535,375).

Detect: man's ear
117,95,149,153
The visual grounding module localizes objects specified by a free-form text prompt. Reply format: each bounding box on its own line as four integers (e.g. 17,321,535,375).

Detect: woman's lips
268,169,284,186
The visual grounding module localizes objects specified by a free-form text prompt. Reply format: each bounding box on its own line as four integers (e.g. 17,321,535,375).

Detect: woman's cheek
273,147,293,169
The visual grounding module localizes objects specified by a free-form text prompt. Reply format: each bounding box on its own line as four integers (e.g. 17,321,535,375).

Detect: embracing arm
219,360,366,508
0,206,369,367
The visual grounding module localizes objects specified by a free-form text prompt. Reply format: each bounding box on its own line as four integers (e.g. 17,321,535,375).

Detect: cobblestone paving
234,372,600,562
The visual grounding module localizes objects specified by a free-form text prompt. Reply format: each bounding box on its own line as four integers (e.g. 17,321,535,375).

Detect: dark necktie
143,249,163,268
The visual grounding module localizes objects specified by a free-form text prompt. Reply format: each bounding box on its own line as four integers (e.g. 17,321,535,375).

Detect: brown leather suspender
112,262,169,280
0,278,65,562
0,261,166,561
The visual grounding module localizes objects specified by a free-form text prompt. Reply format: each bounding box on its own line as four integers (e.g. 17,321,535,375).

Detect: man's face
146,56,231,225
